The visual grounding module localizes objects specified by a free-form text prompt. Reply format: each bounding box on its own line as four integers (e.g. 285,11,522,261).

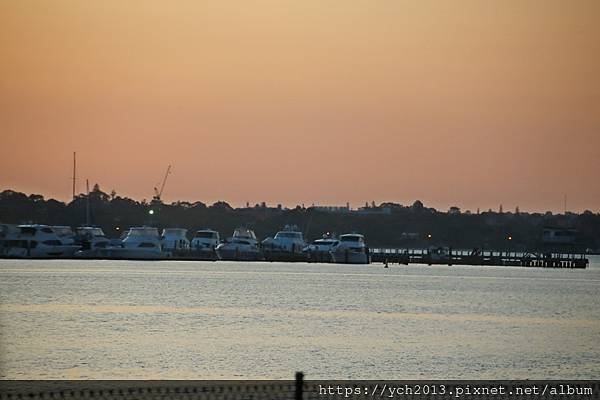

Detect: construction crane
153,165,171,203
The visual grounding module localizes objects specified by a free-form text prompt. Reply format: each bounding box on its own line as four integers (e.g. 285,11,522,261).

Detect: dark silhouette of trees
1,189,599,252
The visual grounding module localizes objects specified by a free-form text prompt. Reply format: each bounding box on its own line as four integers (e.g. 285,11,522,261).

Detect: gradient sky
1,0,599,212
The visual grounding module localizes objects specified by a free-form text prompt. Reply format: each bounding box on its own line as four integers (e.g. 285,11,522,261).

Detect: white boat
75,226,111,250
190,229,220,260
330,233,370,264
0,224,80,258
216,227,262,261
303,234,339,262
303,235,339,253
119,227,169,259
76,226,169,259
262,225,306,254
52,226,77,245
191,229,220,250
161,228,190,251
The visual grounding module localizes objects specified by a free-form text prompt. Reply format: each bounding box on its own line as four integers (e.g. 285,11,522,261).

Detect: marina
2,0,599,385
0,222,589,268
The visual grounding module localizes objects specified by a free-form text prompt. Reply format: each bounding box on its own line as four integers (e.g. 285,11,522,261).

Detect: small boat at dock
161,228,190,252
303,234,339,262
330,233,371,264
75,226,169,260
52,226,77,245
262,225,307,261
75,226,111,250
0,224,80,258
217,227,262,261
189,229,220,260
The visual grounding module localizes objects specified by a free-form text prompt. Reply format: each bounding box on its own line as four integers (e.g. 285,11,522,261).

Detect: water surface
1,257,599,379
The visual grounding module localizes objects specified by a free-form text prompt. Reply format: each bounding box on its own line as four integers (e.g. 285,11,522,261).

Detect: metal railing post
295,371,304,400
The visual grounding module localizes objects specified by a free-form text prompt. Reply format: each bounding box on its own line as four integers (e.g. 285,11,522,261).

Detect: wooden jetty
369,248,588,268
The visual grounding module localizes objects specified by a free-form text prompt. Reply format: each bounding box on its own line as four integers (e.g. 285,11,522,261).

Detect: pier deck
369,248,589,268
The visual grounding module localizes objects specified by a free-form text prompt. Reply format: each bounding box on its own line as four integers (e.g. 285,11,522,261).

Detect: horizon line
2,187,597,216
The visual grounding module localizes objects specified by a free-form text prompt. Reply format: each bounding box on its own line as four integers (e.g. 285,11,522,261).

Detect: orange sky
1,0,599,212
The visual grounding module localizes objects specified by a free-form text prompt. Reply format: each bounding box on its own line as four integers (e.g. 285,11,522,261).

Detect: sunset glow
1,0,599,212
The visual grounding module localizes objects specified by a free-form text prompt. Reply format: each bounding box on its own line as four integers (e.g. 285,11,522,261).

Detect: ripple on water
1,259,599,379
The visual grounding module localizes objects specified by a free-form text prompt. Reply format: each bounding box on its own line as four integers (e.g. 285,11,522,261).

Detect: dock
369,248,589,268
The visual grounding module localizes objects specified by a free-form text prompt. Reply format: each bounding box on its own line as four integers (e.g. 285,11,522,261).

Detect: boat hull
304,250,334,263
1,244,81,258
74,248,170,260
330,250,370,264
217,248,263,261
263,250,307,262
171,248,220,261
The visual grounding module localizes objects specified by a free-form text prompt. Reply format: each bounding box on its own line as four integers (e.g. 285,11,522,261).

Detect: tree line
1,187,598,252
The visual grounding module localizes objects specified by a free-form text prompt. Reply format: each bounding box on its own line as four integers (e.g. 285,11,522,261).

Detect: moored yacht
161,228,190,252
52,226,77,245
0,224,80,258
262,224,308,261
120,227,168,259
262,225,306,254
190,229,220,260
191,229,220,250
330,233,370,264
75,226,111,250
76,226,169,259
303,233,339,262
216,227,262,261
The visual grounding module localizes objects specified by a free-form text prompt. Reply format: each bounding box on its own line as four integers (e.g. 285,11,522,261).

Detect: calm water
1,257,599,379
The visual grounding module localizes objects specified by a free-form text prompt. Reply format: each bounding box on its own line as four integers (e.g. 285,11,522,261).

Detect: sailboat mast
72,152,77,200
86,179,91,225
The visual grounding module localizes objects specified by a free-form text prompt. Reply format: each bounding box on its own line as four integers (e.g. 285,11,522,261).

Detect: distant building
311,205,351,213
309,204,392,215
354,206,392,215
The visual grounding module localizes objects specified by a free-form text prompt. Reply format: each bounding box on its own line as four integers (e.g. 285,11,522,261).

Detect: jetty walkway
369,248,588,268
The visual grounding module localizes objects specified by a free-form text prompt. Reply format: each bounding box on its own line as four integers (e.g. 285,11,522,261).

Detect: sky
1,0,599,213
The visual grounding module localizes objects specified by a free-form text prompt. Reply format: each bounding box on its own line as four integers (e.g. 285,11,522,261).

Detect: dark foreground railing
1,375,598,400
